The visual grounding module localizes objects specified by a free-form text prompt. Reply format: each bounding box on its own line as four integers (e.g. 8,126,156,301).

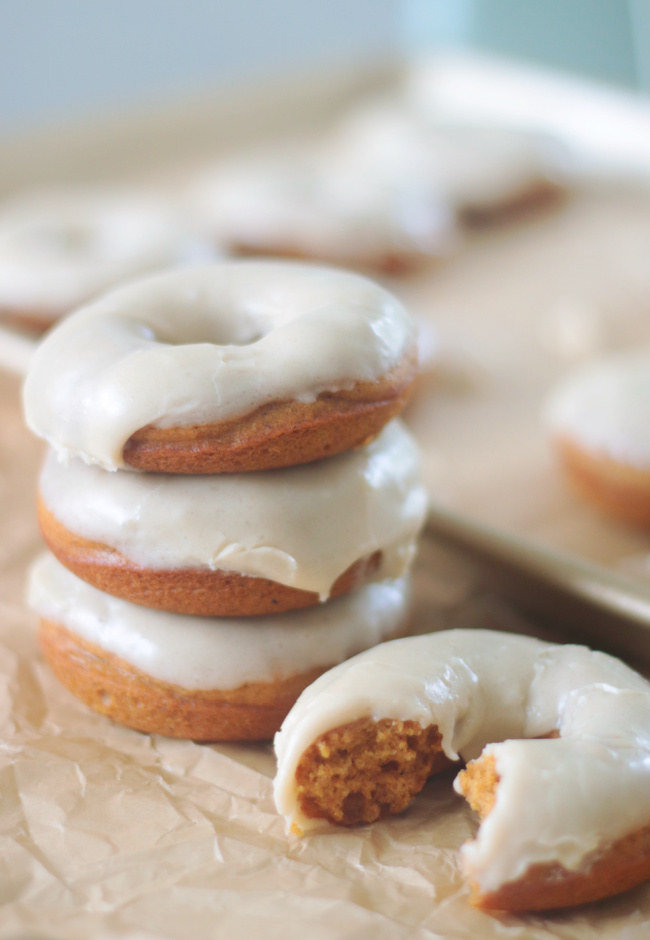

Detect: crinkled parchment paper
1,365,650,940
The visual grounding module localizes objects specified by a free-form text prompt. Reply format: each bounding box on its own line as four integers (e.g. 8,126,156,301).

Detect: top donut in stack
24,261,428,740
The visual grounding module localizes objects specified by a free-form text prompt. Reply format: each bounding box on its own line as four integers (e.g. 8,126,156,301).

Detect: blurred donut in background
185,137,457,276
545,350,650,526
0,187,218,332
333,101,567,223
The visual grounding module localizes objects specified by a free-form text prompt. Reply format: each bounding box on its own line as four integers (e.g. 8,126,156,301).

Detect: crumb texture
456,753,499,819
295,717,451,825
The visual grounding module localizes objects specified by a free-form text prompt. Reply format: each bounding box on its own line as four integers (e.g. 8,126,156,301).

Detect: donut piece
273,629,650,911
38,420,427,615
29,553,412,741
186,144,455,275
0,188,214,332
23,262,417,472
545,351,650,525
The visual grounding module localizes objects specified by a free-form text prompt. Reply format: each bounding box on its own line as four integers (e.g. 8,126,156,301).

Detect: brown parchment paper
4,189,650,939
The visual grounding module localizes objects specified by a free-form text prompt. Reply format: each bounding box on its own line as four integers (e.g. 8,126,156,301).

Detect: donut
333,105,564,223
29,552,412,741
545,350,650,526
0,188,214,332
23,262,417,473
186,143,455,275
273,629,650,911
37,419,426,615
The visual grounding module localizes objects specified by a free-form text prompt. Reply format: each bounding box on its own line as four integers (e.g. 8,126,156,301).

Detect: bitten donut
23,262,417,473
0,188,214,332
274,629,650,912
29,552,412,741
545,350,650,526
37,419,427,615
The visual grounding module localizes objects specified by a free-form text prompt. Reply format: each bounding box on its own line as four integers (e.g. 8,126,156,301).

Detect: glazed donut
23,262,417,473
274,629,650,911
545,350,650,526
0,188,214,332
29,552,412,741
37,420,427,615
187,144,455,275
334,105,564,223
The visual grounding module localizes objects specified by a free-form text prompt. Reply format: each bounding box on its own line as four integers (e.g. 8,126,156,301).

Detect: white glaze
273,629,650,893
38,420,427,597
0,188,214,318
29,552,412,690
23,261,415,470
545,350,650,468
188,143,454,264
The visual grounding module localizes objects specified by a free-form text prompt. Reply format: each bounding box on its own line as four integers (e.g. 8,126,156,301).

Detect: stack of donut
23,260,428,741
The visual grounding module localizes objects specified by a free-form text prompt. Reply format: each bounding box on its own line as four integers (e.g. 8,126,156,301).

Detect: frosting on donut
0,188,212,318
545,350,650,468
23,261,415,470
29,553,412,690
273,629,650,893
38,420,427,598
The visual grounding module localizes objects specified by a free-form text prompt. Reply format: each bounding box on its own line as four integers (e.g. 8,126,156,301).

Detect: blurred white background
2,0,649,135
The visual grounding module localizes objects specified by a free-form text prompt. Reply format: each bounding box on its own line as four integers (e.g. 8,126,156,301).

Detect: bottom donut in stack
30,553,412,741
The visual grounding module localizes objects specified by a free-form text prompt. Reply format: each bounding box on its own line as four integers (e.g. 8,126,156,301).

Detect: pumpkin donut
331,105,565,224
0,187,214,332
545,350,650,526
186,144,455,275
23,261,417,472
37,420,427,616
274,629,650,911
29,552,412,741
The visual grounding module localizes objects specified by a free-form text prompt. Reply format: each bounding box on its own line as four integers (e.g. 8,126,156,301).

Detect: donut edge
39,617,321,740
39,618,410,741
38,497,384,616
470,822,650,912
122,352,418,474
554,434,650,527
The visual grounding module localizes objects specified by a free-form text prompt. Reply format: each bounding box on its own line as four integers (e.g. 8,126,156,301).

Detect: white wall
1,0,401,132
2,0,648,136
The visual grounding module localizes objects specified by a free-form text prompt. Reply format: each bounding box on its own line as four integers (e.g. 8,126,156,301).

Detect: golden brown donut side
38,498,383,616
228,242,443,277
40,619,330,741
122,352,417,474
460,178,565,226
458,754,650,912
555,434,650,527
0,307,61,334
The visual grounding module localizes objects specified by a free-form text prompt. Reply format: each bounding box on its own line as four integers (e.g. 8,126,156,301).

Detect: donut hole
294,717,453,826
157,315,266,348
